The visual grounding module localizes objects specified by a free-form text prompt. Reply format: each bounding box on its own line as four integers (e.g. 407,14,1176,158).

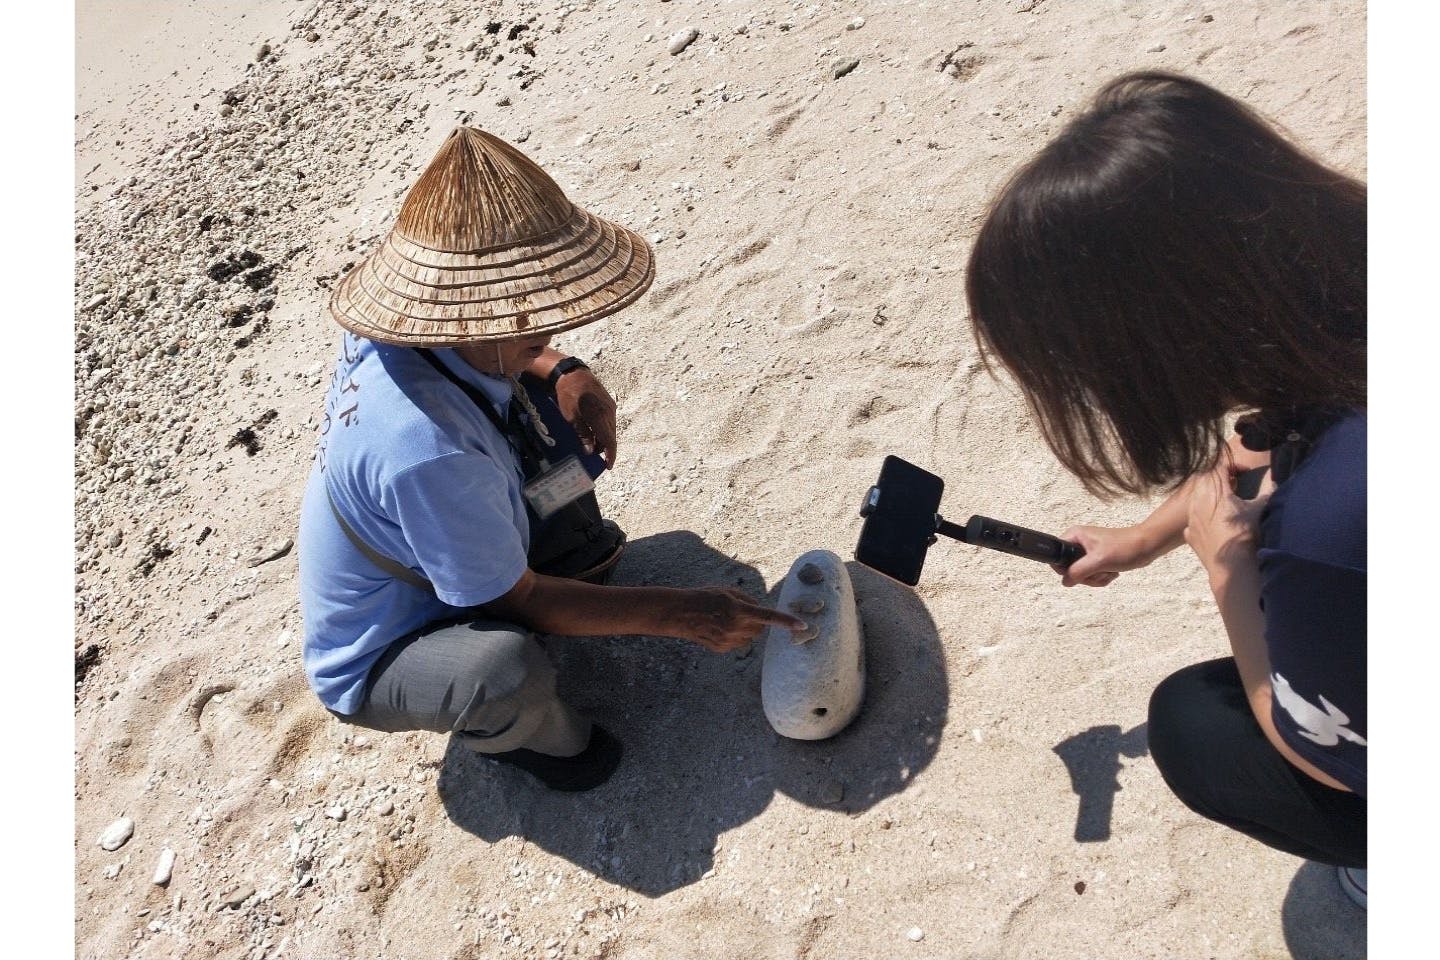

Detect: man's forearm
487,571,685,638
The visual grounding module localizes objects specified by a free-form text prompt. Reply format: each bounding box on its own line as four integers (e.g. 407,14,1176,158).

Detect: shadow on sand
1052,723,1150,843
438,530,948,896
1280,860,1366,959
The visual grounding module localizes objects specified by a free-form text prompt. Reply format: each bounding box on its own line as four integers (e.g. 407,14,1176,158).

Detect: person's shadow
437,530,948,896
1052,723,1150,842
1280,860,1367,959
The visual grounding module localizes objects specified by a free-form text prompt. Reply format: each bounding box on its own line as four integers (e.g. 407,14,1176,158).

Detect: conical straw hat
329,127,655,346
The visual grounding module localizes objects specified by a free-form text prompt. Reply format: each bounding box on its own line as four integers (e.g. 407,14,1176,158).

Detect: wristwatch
546,356,589,391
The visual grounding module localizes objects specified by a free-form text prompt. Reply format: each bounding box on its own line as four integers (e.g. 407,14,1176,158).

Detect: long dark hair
965,71,1366,496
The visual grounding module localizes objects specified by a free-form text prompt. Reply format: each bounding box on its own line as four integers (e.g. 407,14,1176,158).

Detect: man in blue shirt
299,128,805,792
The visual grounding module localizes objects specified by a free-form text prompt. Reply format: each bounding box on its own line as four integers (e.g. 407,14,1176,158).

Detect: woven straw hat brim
374,209,617,296
330,213,654,346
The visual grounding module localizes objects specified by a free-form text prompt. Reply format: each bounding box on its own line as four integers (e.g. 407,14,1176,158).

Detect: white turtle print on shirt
1272,673,1367,747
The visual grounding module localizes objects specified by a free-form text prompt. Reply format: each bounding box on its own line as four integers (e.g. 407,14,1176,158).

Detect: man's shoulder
323,341,497,486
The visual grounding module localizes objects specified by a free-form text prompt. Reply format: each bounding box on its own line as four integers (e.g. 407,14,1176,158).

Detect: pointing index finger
760,607,810,632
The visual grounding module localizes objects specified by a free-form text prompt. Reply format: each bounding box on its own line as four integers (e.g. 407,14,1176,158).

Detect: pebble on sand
832,58,861,79
153,848,176,886
668,28,700,55
99,817,135,851
907,927,925,942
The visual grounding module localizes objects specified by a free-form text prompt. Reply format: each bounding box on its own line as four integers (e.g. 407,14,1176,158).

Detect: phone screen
855,456,944,586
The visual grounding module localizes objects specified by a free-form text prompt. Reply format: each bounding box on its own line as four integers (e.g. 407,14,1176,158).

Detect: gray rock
831,58,860,79
220,885,254,909
255,43,272,63
668,28,700,55
98,817,134,851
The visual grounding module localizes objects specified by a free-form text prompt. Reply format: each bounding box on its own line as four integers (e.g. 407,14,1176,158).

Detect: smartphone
855,456,944,586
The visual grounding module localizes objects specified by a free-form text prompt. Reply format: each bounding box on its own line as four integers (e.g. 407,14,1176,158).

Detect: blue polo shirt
1258,410,1366,795
297,332,531,714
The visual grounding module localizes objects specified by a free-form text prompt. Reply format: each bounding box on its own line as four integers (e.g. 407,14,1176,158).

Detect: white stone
152,848,176,885
907,927,925,942
99,817,135,851
667,27,699,55
761,550,864,739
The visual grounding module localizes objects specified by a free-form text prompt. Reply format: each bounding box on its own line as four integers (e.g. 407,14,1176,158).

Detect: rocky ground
75,2,1367,958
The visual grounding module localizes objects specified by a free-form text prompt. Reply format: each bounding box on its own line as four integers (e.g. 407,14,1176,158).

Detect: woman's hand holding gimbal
1051,525,1163,587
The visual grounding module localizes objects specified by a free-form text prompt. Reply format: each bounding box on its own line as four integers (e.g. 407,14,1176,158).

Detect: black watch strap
546,356,589,390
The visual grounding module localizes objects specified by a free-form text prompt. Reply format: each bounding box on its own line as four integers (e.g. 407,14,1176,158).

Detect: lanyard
417,349,549,479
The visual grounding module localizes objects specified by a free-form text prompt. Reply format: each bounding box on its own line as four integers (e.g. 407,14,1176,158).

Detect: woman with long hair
966,72,1366,903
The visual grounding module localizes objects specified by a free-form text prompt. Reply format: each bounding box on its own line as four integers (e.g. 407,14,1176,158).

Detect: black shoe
487,725,623,792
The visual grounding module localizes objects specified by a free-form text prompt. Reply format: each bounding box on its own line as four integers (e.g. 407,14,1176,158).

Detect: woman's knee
1147,658,1246,809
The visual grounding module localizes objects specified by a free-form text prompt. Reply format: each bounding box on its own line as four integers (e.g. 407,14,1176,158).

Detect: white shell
761,550,865,739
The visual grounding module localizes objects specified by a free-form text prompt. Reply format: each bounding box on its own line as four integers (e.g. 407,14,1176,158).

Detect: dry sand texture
74,1,1367,958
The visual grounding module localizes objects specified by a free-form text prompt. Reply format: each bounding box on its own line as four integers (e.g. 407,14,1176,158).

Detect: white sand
75,2,1366,957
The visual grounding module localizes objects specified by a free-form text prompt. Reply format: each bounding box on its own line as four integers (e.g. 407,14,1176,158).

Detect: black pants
1147,658,1366,868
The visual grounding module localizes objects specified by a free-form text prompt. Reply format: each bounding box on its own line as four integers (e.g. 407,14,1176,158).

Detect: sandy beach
74,2,1368,957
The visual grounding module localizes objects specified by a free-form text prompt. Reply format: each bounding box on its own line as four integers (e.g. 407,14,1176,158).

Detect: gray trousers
337,618,591,756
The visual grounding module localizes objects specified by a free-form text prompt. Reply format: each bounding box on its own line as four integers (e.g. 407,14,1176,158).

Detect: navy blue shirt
1257,411,1367,795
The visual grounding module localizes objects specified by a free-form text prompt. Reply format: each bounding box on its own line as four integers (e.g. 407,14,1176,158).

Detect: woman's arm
1185,466,1352,792
1057,433,1270,587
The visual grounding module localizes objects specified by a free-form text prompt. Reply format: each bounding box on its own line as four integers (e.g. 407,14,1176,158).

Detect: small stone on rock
99,817,134,851
790,596,826,615
797,563,825,585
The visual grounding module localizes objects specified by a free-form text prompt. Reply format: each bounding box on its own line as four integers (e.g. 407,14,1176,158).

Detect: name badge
523,455,595,519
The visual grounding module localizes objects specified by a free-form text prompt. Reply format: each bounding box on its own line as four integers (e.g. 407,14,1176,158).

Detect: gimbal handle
935,514,1085,568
